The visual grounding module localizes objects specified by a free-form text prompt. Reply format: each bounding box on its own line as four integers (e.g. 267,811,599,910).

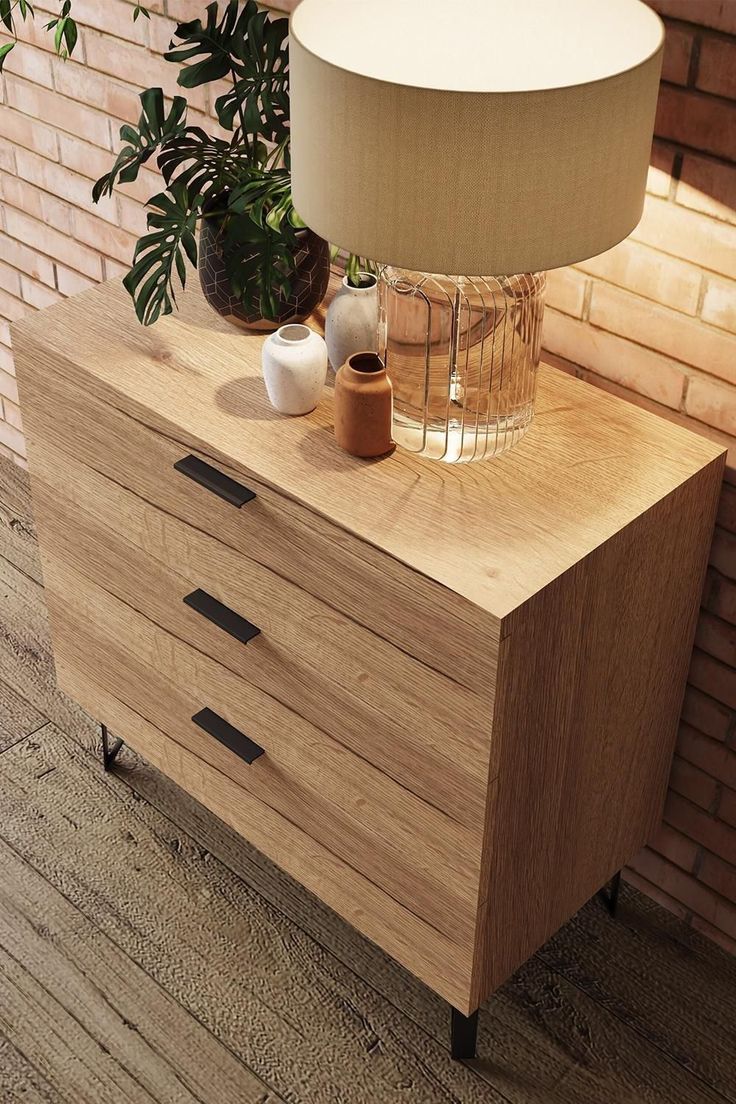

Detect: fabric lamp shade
289,0,664,276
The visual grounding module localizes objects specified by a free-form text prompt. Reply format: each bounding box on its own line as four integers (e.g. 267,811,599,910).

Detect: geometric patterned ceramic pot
198,215,330,333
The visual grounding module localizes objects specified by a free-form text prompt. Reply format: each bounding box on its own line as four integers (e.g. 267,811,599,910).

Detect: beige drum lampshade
289,0,664,276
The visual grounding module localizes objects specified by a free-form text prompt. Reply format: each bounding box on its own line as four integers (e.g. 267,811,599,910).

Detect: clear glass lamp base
378,269,547,463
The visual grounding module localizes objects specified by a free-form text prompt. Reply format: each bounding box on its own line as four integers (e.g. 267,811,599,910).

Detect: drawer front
43,553,484,944
20,364,497,698
32,451,490,828
54,653,478,1013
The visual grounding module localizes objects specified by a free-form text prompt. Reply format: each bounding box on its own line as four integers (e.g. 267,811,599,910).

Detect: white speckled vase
325,273,379,371
261,324,328,415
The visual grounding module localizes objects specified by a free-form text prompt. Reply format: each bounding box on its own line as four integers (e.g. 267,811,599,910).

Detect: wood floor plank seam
0,1030,73,1104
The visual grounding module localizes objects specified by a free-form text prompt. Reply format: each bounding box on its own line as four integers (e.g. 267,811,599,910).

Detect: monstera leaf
123,183,199,327
166,0,289,141
157,128,259,203
221,213,296,321
93,89,188,202
227,168,302,233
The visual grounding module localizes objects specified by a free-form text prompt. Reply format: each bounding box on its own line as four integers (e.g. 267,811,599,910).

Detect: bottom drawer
42,555,484,947
52,618,478,1013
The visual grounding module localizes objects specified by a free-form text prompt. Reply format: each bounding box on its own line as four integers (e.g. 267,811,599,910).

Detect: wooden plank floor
1,456,735,1103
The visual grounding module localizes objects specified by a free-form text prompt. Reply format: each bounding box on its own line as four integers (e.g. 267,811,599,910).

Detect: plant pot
261,323,328,415
199,214,330,333
325,272,379,370
334,351,393,458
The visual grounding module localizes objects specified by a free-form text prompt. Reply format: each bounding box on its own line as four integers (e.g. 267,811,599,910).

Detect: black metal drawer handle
183,589,260,645
174,454,256,508
192,708,264,764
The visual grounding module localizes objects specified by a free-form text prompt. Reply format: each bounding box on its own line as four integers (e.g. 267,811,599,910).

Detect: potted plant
1,1,373,330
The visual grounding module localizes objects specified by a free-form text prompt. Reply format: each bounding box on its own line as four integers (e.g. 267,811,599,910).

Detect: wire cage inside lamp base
378,268,547,463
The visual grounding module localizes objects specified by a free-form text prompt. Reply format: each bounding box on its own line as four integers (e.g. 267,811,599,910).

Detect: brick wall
1,0,735,952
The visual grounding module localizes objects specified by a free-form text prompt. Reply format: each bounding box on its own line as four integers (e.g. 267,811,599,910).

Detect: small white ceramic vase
325,272,379,371
261,324,328,415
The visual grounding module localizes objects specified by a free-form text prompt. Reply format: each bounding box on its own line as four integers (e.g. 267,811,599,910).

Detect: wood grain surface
2,460,736,1102
11,277,723,620
29,453,491,826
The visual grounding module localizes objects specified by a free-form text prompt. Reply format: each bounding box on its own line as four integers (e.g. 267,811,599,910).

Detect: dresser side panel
472,454,725,1006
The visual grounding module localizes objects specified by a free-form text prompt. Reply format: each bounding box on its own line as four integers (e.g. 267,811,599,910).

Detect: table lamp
290,0,664,462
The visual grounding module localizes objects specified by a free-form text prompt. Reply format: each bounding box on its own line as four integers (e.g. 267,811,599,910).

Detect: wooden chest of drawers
12,280,724,1038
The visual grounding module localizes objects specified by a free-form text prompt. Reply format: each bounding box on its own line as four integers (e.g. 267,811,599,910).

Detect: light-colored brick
633,195,736,281
57,133,160,207
0,416,26,458
1,40,54,88
702,277,736,334
5,74,111,148
0,103,59,161
589,283,736,385
686,374,736,437
20,274,61,311
1,397,23,432
52,56,143,127
3,207,103,281
1,175,73,235
14,148,119,225
577,238,702,315
0,261,22,298
83,31,206,112
55,264,97,298
71,208,138,266
0,368,19,406
0,234,55,287
64,0,150,45
544,268,587,318
0,288,27,324
542,309,687,409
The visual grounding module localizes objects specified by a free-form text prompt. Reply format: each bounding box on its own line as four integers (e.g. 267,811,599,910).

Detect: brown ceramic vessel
334,352,393,458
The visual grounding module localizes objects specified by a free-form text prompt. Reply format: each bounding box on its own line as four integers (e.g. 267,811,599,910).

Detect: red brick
677,723,736,787
589,283,736,385
647,1,736,34
655,84,736,162
666,791,736,862
686,374,736,437
691,914,736,954
633,195,736,280
676,154,736,228
706,573,736,626
711,528,736,581
702,277,736,333
624,866,691,921
577,238,701,315
697,33,736,99
669,755,720,810
662,24,693,84
629,848,726,919
542,309,686,409
648,820,700,870
721,787,736,827
681,685,734,740
700,850,736,902
718,484,736,532
647,141,677,197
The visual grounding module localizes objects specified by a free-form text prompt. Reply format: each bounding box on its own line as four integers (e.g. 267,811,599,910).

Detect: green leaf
0,41,14,71
93,89,188,202
133,4,149,21
165,1,259,89
0,0,14,33
123,183,200,326
214,10,289,140
157,127,253,203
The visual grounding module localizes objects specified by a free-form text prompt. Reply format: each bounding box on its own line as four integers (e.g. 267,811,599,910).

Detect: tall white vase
261,324,328,415
325,273,379,370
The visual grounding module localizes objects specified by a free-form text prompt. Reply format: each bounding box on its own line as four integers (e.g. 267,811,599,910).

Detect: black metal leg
451,1007,479,1060
101,723,124,771
599,870,622,917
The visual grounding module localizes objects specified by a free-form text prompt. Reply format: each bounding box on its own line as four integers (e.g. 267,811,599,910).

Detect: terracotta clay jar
334,352,393,458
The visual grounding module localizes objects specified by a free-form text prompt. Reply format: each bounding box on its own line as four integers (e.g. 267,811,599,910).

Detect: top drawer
21,365,497,698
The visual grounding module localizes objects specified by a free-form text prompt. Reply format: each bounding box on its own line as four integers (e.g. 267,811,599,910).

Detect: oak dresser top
14,278,724,623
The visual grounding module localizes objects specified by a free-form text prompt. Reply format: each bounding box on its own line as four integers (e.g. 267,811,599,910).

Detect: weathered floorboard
0,727,730,1104
0,1034,63,1104
0,675,45,752
0,829,285,1104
